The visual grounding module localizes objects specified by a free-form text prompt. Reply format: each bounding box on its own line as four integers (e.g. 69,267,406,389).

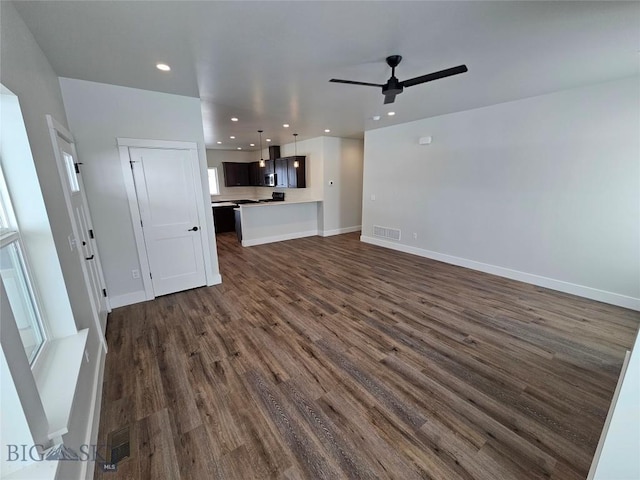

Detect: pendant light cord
258,130,264,167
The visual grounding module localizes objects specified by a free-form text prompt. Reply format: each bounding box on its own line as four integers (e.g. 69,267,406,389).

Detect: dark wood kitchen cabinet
222,157,305,188
275,158,288,187
249,162,265,186
264,159,274,175
212,206,236,233
268,145,281,161
286,156,306,188
222,162,250,187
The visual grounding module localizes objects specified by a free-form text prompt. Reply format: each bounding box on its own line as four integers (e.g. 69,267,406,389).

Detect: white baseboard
360,235,640,311
321,225,361,237
81,346,107,480
242,229,319,247
110,275,222,307
109,290,147,309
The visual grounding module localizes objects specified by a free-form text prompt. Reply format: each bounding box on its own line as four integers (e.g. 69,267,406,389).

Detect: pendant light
293,133,299,168
258,130,265,168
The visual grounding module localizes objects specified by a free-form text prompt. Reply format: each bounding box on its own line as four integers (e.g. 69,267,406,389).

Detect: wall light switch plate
371,194,376,201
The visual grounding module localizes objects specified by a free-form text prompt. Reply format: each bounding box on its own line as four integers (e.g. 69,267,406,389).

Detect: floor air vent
373,225,401,241
108,426,130,465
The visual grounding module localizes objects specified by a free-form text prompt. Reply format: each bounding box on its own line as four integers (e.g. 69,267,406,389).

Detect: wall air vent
373,225,401,241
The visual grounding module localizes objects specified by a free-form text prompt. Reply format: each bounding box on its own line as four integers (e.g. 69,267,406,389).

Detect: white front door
129,147,207,297
47,116,109,349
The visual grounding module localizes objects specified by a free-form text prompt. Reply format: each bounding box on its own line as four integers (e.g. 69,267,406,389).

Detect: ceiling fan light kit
330,55,468,104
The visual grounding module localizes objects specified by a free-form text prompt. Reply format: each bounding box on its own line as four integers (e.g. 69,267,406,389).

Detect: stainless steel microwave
265,173,277,187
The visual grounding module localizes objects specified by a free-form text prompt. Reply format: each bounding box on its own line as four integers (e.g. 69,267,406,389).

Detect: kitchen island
235,199,322,247
211,201,238,233
211,198,281,234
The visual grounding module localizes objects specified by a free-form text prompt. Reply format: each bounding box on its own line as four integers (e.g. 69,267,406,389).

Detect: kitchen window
208,167,220,195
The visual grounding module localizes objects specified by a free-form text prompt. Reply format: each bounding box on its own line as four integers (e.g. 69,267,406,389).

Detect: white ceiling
13,1,640,151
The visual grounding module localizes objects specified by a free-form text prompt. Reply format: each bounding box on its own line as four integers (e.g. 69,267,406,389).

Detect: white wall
1,4,105,478
338,138,364,231
322,137,364,235
59,77,220,306
0,3,94,337
591,330,640,480
362,77,639,309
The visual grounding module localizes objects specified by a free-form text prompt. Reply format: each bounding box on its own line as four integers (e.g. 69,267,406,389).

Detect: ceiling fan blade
402,65,468,88
330,79,384,87
383,93,396,104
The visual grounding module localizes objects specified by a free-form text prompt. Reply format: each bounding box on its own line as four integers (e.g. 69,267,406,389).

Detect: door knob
188,226,199,232
85,254,95,260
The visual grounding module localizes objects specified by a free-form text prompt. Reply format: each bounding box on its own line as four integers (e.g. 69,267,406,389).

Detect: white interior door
129,147,207,297
48,116,109,349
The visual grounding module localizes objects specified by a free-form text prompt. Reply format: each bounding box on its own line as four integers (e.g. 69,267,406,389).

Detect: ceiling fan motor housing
383,76,403,96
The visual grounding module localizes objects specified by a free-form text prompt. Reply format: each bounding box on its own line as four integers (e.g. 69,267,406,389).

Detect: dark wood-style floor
95,232,639,480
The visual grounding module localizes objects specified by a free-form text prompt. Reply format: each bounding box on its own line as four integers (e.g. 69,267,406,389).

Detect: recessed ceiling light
216,141,222,144
230,136,235,139
324,129,331,133
231,117,238,122
372,115,381,121
156,63,171,71
387,111,396,116
283,124,290,128
266,138,272,142
249,143,255,147
237,147,242,150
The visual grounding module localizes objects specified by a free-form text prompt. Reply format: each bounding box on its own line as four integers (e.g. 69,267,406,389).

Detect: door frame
117,138,219,301
46,115,109,352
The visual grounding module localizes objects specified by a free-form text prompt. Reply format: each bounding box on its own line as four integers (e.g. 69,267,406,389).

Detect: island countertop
238,199,322,208
211,199,322,208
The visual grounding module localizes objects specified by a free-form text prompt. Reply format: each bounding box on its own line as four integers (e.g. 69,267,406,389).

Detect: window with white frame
0,169,46,364
208,167,220,195
62,151,80,193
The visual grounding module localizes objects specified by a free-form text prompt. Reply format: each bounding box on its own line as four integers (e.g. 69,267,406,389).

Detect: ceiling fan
330,55,468,104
